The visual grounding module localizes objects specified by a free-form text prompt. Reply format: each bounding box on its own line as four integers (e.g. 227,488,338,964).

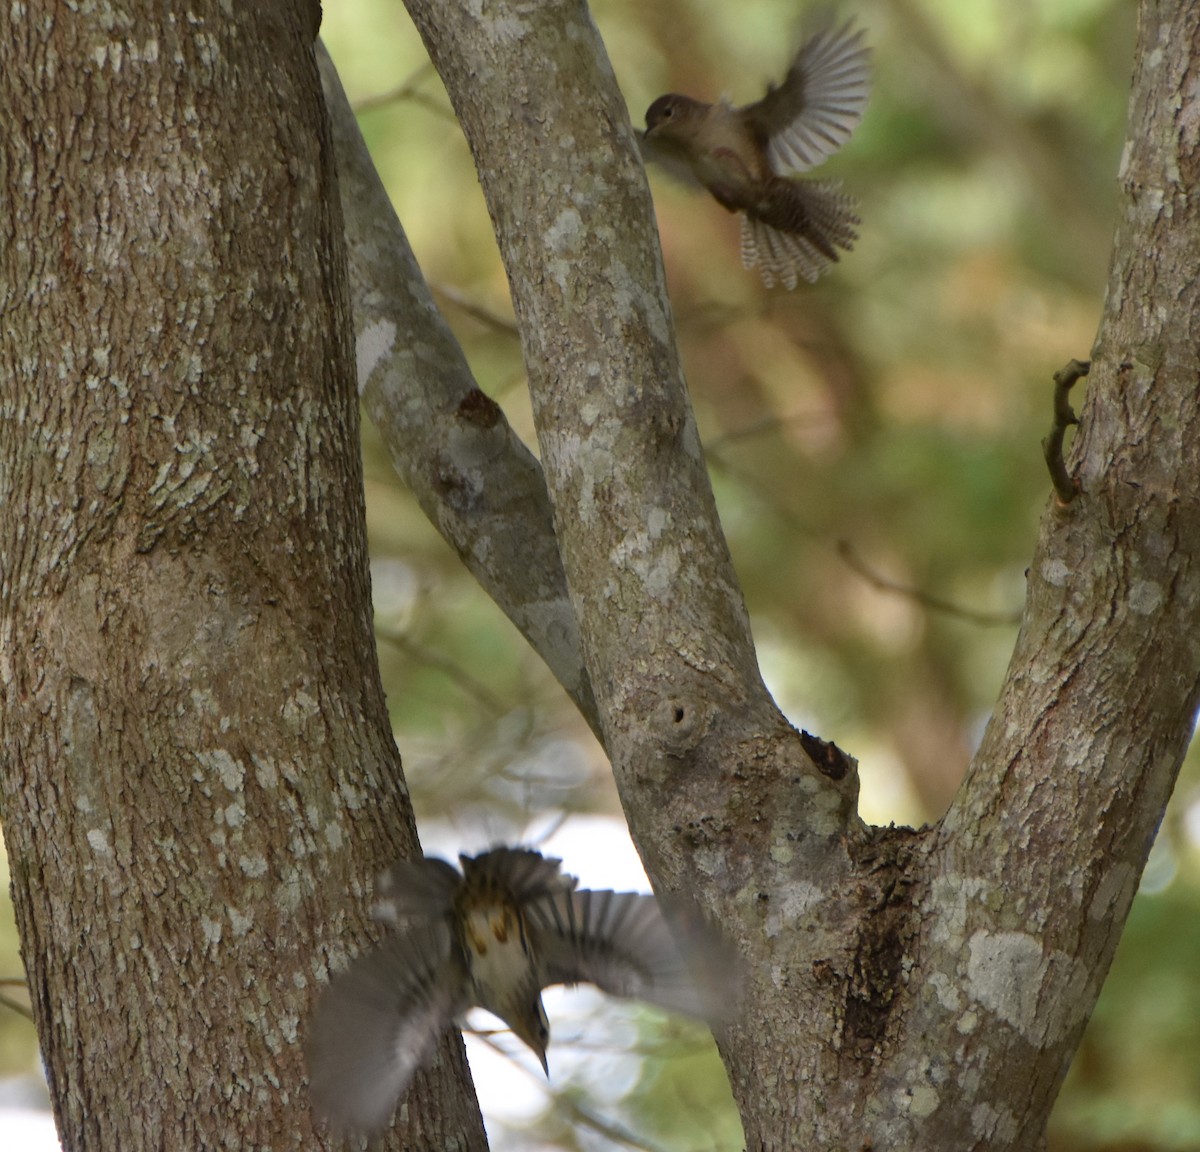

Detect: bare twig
431,282,521,336
376,626,508,716
318,44,602,738
350,62,455,120
837,540,1022,627
1042,358,1089,504
704,408,835,451
0,977,34,1022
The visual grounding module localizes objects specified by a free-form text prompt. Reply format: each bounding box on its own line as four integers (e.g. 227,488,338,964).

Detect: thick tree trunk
0,2,484,1148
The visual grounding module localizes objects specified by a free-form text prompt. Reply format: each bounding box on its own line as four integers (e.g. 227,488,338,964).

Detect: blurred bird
307,847,724,1134
640,20,870,288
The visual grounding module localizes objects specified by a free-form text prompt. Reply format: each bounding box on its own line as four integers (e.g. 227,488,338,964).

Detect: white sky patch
0,1109,60,1152
539,815,651,892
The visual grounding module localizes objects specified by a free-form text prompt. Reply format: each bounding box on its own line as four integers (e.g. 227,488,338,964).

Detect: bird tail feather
741,178,859,288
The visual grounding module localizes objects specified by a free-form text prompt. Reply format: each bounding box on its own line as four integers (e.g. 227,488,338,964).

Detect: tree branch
317,44,601,737
342,2,1198,1148
913,2,1200,1143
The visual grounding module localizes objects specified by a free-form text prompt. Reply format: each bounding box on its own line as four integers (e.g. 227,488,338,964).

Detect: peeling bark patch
238,854,268,877
806,788,845,837
201,916,222,948
196,748,244,791
929,873,986,949
764,879,823,937
908,1083,939,1118
966,931,1042,1035
465,0,530,41
282,690,320,731
546,208,583,291
253,757,278,788
972,1100,1018,1143
229,907,253,936
355,318,396,394
1040,558,1070,586
769,840,794,865
965,930,1089,1046
928,971,960,1012
1129,579,1164,614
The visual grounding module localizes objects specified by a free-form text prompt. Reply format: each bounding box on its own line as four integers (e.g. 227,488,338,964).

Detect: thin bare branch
837,539,1023,627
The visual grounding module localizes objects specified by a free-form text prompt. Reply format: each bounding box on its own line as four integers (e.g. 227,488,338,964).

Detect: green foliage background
3,2,1197,1149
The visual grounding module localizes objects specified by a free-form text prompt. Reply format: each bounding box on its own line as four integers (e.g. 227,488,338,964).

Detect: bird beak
511,1025,549,1077
507,1011,550,1077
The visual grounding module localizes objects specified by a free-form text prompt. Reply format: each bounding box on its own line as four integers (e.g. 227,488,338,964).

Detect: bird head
644,94,706,140
496,984,551,1075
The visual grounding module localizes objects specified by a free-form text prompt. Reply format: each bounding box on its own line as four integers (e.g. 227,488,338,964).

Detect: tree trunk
0,2,484,1148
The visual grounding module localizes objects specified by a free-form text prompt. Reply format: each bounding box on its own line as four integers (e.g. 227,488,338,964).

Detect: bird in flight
307,846,726,1133
641,20,871,288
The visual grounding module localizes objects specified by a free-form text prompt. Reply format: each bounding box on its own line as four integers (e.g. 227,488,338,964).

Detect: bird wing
526,889,711,1019
372,854,462,922
307,922,469,1134
741,20,870,177
460,846,578,903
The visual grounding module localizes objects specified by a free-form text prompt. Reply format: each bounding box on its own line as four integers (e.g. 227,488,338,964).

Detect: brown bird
306,847,725,1134
641,20,870,288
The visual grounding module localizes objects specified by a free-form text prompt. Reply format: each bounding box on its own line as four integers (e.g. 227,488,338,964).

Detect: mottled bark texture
316,47,601,738
0,3,484,1150
382,1,1197,1149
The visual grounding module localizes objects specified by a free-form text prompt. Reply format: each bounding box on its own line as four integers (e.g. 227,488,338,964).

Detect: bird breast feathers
463,903,534,992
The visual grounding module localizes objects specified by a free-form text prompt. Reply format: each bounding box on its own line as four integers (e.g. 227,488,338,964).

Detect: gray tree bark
3,0,1195,1149
0,2,484,1149
337,0,1197,1148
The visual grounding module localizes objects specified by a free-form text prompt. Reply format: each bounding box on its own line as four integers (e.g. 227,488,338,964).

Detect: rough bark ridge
371,1,1197,1148
0,2,484,1149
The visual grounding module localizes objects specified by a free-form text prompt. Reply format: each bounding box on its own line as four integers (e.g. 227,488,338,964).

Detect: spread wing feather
307,922,467,1134
527,889,708,1018
372,855,462,922
743,21,870,177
